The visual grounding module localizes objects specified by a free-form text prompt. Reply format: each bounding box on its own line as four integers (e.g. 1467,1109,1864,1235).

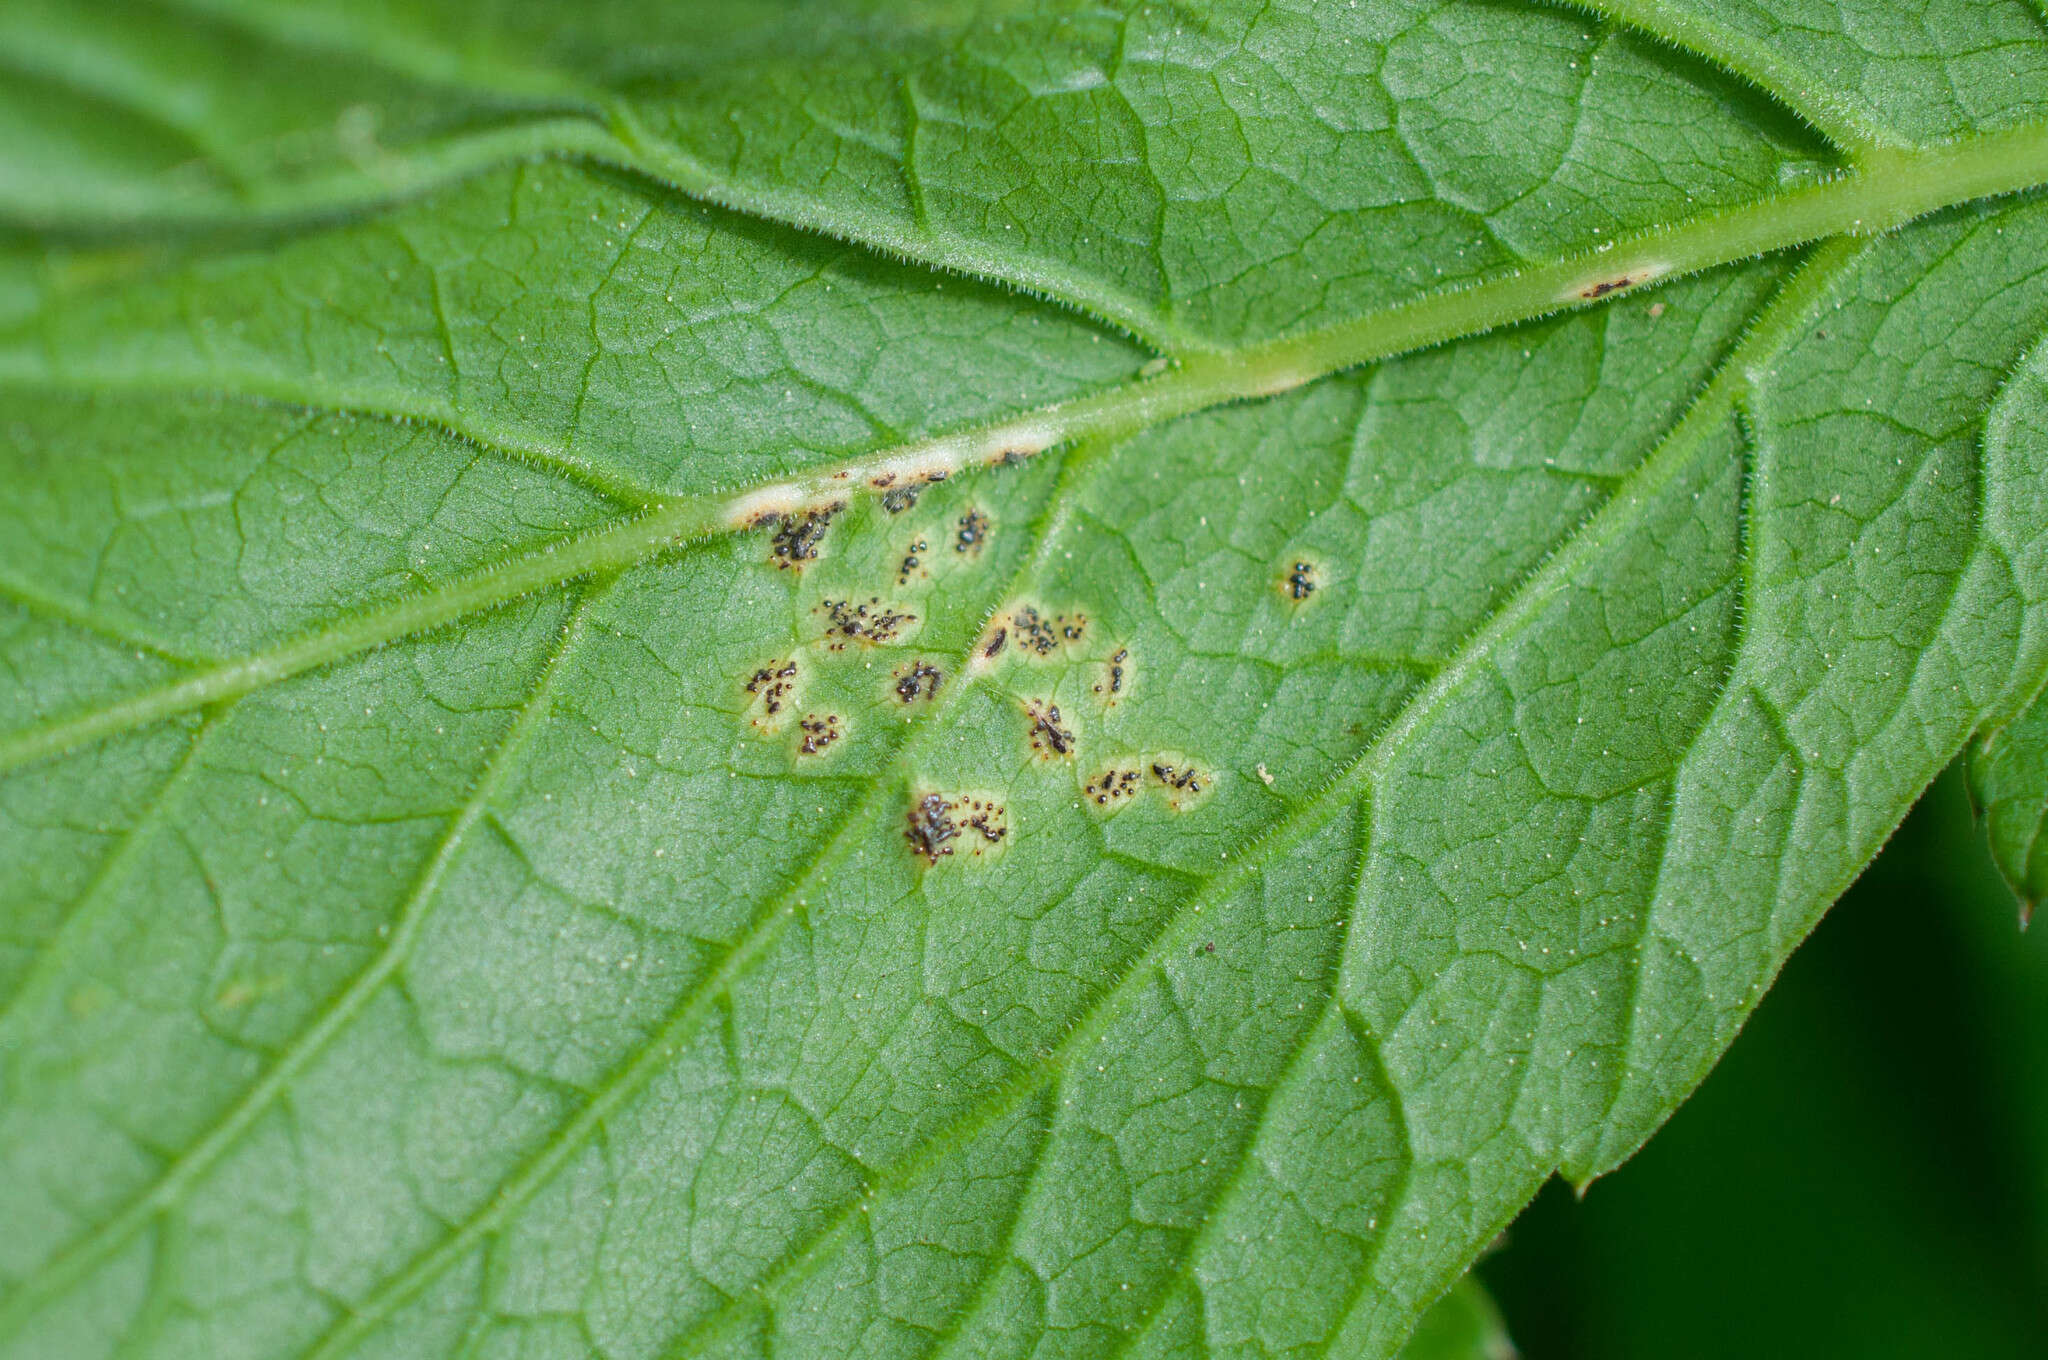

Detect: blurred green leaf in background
1487,768,2048,1359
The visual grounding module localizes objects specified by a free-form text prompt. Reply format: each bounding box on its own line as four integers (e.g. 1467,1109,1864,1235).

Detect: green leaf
2,4,2047,1360
1969,692,2048,929
1485,768,2048,1357
1395,1278,1513,1360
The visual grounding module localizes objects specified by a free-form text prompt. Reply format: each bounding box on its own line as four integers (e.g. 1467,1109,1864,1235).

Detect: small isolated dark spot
1093,647,1129,699
744,660,799,717
905,791,1006,865
1580,275,1635,301
797,713,841,756
1195,941,1216,955
995,448,1031,466
983,627,1008,659
898,536,929,585
1023,699,1075,761
1286,561,1318,601
1084,766,1141,808
769,503,844,569
1011,605,1086,657
955,508,990,555
819,597,916,649
894,660,943,704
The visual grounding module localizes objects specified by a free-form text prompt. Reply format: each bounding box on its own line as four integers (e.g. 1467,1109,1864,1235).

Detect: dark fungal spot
1084,766,1141,808
898,536,928,585
1579,275,1638,300
819,597,915,649
1286,561,1318,600
1011,605,1085,657
955,508,990,555
959,798,1007,846
983,627,1008,659
797,713,841,756
1023,699,1075,760
745,660,798,717
893,660,943,704
1150,758,1212,809
1092,648,1129,699
879,470,948,515
905,793,956,864
904,791,1007,865
769,503,843,569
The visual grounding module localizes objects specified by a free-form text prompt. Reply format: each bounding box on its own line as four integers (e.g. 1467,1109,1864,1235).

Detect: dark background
1483,769,2048,1358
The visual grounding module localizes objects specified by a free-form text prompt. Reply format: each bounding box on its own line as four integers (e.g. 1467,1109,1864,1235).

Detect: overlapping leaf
3,3,2048,1359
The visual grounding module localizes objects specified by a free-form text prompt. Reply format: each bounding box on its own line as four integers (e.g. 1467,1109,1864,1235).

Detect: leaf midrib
7,119,2048,779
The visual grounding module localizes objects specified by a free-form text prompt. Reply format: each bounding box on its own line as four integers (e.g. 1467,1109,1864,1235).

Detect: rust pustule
898,536,929,585
1023,699,1075,760
905,791,1006,865
906,793,957,864
894,660,943,704
769,502,844,568
1084,767,1141,807
955,508,990,555
744,660,798,716
1011,605,1086,656
797,713,842,756
819,597,916,649
1286,561,1318,600
1149,758,1212,810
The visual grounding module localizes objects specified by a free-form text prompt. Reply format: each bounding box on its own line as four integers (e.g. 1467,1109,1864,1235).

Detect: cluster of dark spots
877,469,948,515
745,660,798,717
898,536,929,585
769,503,844,569
1150,759,1210,809
818,597,916,649
1023,699,1075,760
958,798,1007,847
904,792,1007,865
1580,275,1639,301
955,508,990,556
797,713,841,756
1093,648,1129,700
1010,605,1087,657
1084,767,1141,807
893,660,943,704
1285,561,1318,601
906,793,956,863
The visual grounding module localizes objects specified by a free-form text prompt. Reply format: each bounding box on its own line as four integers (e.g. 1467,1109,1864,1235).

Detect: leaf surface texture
3,3,2048,1358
